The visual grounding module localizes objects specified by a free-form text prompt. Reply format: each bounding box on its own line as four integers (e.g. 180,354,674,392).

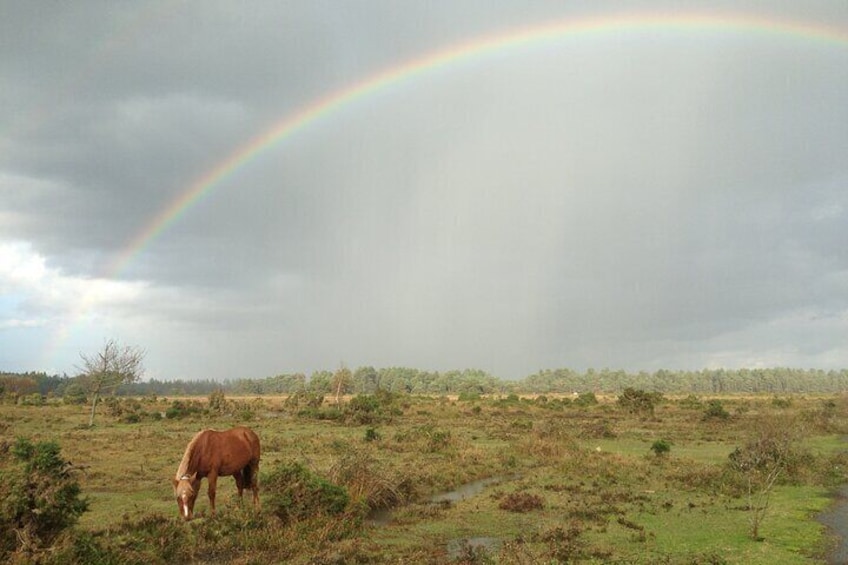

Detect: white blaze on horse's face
175,477,196,520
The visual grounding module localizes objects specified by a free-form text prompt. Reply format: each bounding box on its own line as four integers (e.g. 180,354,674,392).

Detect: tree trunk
88,393,100,427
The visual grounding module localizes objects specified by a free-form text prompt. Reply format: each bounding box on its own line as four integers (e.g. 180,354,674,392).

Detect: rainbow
44,10,848,369
106,10,848,278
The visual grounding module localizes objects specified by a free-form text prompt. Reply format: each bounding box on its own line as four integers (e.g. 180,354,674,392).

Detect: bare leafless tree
77,339,145,427
332,365,352,406
729,415,801,540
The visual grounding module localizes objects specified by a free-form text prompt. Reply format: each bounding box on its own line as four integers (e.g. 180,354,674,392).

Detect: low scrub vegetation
1,389,847,563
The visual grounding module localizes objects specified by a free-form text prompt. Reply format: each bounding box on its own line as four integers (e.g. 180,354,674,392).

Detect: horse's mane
175,430,208,480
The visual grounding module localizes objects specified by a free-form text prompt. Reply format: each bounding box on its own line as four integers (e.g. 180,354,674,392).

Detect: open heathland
2,391,848,563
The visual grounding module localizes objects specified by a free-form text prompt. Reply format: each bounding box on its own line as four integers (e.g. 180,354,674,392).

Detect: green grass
2,393,847,563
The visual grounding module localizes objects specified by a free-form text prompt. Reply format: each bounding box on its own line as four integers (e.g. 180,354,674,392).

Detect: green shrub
165,399,203,419
574,392,598,407
263,462,349,524
618,388,662,417
703,400,730,421
346,394,382,424
0,438,88,559
679,394,704,409
62,384,87,405
651,439,672,457
46,531,123,565
297,407,343,421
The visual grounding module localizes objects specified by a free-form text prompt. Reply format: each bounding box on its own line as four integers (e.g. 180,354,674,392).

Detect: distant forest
2,366,848,399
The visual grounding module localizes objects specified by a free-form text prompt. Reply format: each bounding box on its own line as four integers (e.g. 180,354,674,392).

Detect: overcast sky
1,2,846,381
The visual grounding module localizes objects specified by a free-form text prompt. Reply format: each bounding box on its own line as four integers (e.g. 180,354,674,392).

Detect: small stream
369,475,512,526
430,475,509,504
819,485,848,564
368,475,513,558
371,472,848,561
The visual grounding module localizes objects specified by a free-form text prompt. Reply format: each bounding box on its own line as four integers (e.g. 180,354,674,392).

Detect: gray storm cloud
1,2,846,379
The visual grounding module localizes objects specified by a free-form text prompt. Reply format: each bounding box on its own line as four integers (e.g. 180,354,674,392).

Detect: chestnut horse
172,426,260,520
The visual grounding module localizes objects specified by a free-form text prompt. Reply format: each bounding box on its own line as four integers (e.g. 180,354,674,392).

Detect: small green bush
574,392,598,407
679,394,704,409
346,394,381,424
703,400,730,421
297,407,343,421
618,388,662,417
651,439,672,457
0,438,88,559
263,462,349,524
62,384,87,405
165,399,204,419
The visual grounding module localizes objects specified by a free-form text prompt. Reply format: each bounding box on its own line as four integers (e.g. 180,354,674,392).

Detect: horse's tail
243,459,258,489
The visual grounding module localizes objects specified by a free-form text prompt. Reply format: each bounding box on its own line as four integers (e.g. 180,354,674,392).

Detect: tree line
4,366,848,399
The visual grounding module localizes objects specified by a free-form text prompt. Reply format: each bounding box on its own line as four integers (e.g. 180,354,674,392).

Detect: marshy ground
3,391,848,563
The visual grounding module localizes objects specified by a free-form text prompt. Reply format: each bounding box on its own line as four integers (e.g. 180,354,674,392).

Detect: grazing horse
172,426,260,520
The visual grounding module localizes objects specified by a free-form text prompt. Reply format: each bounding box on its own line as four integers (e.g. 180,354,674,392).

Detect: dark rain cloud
1,1,847,379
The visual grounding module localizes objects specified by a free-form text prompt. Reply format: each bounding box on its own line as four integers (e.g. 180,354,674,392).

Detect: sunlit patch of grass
617,484,832,564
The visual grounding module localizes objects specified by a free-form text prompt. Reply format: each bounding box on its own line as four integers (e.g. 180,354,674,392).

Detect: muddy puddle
368,475,514,526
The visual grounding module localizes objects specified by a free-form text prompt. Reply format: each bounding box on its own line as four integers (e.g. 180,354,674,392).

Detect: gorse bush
651,439,672,457
0,438,88,559
574,392,598,407
207,389,229,413
346,394,381,425
164,399,204,419
618,388,662,417
263,461,349,524
703,400,730,421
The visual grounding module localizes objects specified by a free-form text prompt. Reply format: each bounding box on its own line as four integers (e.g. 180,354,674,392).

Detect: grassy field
2,391,847,563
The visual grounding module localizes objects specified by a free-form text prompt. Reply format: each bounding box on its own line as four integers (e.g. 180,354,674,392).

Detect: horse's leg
250,459,260,510
207,471,219,516
234,471,245,502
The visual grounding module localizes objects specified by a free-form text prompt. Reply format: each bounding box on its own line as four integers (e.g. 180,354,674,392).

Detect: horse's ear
190,472,198,481
172,477,178,489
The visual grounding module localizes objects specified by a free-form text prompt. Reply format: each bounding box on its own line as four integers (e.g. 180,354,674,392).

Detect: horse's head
172,473,198,520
